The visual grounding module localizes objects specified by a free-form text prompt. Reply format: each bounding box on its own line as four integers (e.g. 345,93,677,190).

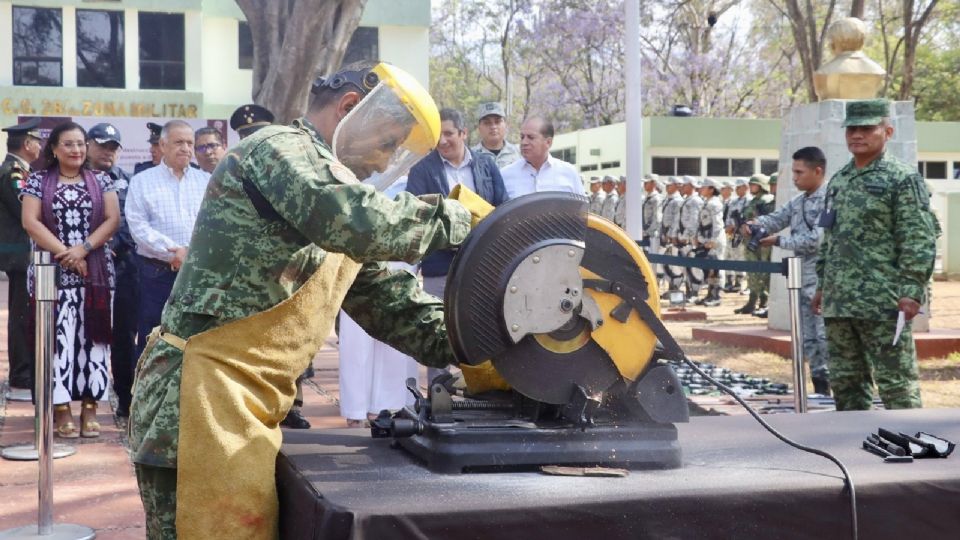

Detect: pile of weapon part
668,360,790,397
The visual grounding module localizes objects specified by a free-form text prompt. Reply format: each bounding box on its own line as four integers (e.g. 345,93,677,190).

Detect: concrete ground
2,277,959,536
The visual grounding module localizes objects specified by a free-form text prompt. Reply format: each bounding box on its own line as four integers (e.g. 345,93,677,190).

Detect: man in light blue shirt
500,116,583,199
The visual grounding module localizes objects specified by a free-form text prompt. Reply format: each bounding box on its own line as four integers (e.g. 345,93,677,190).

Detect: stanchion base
0,444,76,461
0,523,95,540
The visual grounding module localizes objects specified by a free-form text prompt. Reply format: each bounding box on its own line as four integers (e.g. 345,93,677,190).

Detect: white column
125,8,139,90
0,3,13,86
61,6,77,87
184,10,203,92
624,0,643,240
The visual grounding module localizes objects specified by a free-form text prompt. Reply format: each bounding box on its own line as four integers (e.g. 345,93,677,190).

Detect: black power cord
678,355,858,540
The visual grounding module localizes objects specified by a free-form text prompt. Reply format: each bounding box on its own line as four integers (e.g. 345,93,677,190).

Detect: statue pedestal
769,100,929,333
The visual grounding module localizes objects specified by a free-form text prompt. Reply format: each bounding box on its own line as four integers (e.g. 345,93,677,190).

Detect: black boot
730,276,742,293
704,286,722,307
734,293,756,314
812,376,831,396
280,406,311,429
754,295,769,317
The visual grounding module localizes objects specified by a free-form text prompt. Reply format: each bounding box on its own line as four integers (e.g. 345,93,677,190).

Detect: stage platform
277,408,960,540
693,325,960,359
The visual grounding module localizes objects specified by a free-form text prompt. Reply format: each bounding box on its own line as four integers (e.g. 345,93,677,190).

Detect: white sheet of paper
892,311,906,346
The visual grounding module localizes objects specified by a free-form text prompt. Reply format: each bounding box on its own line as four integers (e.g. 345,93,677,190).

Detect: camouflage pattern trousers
135,464,178,540
799,284,828,380
824,317,922,411
744,245,771,301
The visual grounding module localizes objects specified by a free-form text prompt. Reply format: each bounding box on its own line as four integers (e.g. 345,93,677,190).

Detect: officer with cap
614,175,629,228
677,176,704,301
734,173,775,314
85,123,138,416
812,98,939,410
1,118,42,399
588,176,604,214
472,102,520,169
661,176,685,294
230,103,275,140
718,179,735,290
725,177,751,292
641,173,663,276
133,122,163,175
600,175,618,222
695,178,726,306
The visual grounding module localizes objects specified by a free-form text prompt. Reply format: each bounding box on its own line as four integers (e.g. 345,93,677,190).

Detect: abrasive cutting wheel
445,192,661,404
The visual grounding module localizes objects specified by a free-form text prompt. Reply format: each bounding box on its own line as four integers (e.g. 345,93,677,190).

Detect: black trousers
111,254,139,412
135,256,177,361
5,270,32,389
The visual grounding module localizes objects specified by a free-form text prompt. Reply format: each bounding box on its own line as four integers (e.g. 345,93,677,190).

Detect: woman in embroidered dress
21,122,119,438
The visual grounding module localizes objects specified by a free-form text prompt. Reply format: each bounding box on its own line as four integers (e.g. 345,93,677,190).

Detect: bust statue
814,17,886,100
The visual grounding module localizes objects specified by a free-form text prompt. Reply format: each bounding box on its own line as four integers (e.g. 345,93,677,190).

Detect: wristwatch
82,240,94,252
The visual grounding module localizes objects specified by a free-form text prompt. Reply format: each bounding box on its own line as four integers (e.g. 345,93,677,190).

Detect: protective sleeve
894,173,939,302
341,262,454,369
249,133,472,265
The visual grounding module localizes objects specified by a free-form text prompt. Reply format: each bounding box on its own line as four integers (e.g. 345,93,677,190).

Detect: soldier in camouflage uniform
719,179,736,291
694,178,725,306
129,64,472,538
614,175,628,228
661,177,684,294
734,174,775,314
588,176,604,214
600,175,618,222
813,99,939,411
725,178,751,293
749,147,830,395
677,176,704,302
641,174,663,279
0,119,41,397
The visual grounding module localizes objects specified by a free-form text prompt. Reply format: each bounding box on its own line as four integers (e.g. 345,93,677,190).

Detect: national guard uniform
472,102,521,169
614,176,628,228
677,176,704,300
719,179,737,290
816,99,939,411
725,177,751,292
600,175,618,222
755,182,828,393
133,122,163,175
129,63,472,538
0,119,40,394
735,174,775,314
588,176,605,214
661,177,685,292
641,175,664,280
695,178,726,306
88,123,139,416
230,104,275,140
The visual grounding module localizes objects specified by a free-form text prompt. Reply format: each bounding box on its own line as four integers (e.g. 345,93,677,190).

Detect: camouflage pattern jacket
816,153,939,319
0,153,31,272
614,194,628,228
642,191,663,238
600,192,619,222
129,118,471,468
756,185,826,289
472,141,521,169
677,193,703,243
662,192,683,238
742,191,774,221
696,195,725,246
589,191,605,215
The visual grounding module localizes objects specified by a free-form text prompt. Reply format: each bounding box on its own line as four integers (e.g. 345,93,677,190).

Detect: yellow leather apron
173,254,361,539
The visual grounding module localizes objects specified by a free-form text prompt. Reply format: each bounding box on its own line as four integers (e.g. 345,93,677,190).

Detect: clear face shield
330,64,440,191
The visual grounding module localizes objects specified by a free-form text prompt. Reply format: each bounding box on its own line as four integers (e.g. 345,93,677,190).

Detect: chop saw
372,191,690,473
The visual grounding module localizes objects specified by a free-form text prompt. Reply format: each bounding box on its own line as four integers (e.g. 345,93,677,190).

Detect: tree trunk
235,0,367,124
850,0,865,18
899,0,939,101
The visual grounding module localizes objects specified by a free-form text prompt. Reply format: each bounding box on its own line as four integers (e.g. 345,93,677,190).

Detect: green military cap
769,172,778,185
842,99,890,127
748,173,770,191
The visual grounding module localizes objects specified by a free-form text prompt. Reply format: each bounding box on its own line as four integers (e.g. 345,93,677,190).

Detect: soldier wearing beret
230,104,275,140
1,119,42,399
133,122,163,175
812,99,940,410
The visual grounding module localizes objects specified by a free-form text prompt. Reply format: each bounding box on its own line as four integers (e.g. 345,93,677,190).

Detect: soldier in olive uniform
812,99,939,411
600,175,618,221
1,119,42,398
677,176,704,302
588,176,604,214
661,177,684,294
748,147,829,395
694,178,726,306
129,63,472,538
734,174,775,314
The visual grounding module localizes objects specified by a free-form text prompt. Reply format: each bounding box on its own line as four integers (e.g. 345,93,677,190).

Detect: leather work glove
449,185,495,228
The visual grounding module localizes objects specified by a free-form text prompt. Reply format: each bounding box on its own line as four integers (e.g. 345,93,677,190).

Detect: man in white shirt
126,119,210,357
500,116,584,199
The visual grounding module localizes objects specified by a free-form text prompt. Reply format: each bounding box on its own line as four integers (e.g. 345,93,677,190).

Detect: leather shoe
734,304,755,314
280,407,311,429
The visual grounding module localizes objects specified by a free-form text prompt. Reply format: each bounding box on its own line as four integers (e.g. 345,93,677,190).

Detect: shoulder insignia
328,161,359,185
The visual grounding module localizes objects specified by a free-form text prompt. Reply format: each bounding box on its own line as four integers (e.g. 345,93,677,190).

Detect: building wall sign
3,97,199,118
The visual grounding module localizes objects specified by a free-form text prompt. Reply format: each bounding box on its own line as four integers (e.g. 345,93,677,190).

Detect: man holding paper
812,99,940,411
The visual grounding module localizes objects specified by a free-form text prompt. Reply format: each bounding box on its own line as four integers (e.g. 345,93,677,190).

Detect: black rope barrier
643,251,787,276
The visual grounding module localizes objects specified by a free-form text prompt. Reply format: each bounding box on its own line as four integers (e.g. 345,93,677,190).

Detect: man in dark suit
405,108,508,383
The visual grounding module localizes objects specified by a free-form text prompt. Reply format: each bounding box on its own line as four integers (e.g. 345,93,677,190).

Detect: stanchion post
786,256,807,413
0,251,95,540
